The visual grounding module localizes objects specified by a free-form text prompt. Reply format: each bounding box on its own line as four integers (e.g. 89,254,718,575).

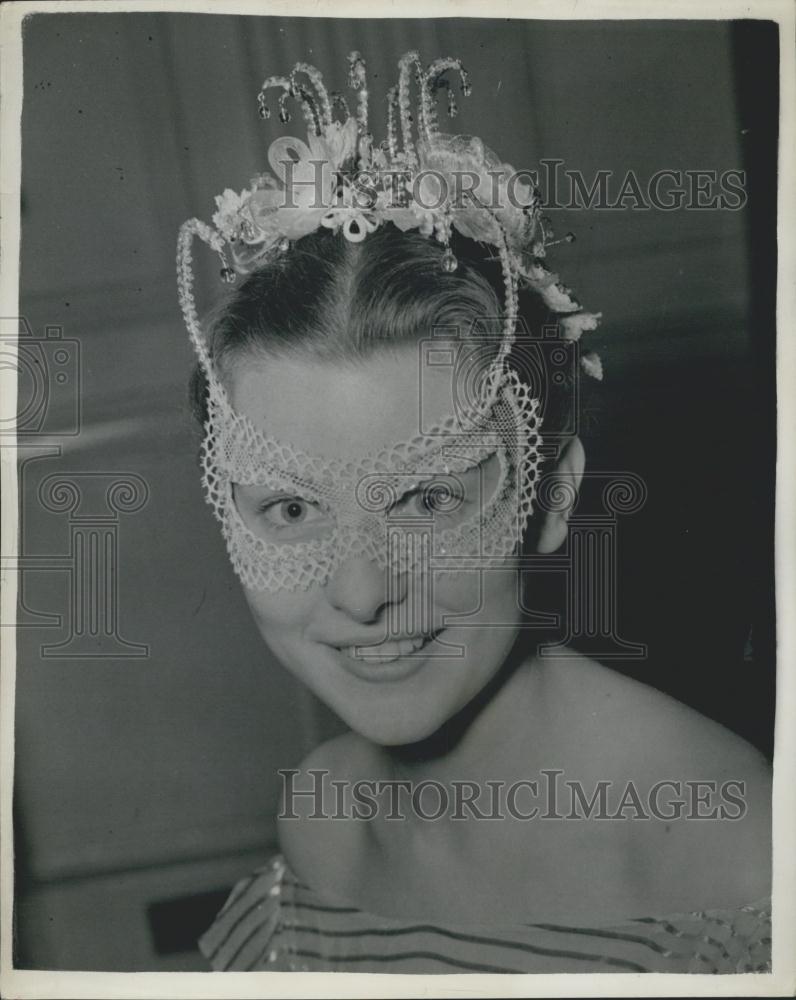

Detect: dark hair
189,222,576,441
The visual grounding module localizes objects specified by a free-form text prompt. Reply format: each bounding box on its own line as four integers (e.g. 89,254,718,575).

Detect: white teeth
340,631,437,663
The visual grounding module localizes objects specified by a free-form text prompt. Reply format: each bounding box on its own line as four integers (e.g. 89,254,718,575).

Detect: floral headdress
178,50,602,389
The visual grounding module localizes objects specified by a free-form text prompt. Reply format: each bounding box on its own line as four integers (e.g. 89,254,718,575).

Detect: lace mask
199,363,541,593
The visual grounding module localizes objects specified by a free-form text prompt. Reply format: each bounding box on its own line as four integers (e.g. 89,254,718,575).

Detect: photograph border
1,1,794,997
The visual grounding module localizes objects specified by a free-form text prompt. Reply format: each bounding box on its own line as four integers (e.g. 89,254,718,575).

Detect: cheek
432,566,520,618
242,585,317,637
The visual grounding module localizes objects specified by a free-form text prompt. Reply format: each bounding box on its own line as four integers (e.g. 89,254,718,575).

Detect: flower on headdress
321,117,358,170
540,282,581,313
246,183,325,241
491,163,539,251
242,135,332,241
517,256,557,287
380,183,435,236
450,206,502,244
212,188,250,241
214,119,360,248
560,311,602,342
387,207,435,236
580,351,604,381
416,135,519,246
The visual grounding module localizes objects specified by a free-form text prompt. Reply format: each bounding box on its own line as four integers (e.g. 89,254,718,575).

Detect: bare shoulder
540,649,770,771
541,651,772,910
276,730,378,895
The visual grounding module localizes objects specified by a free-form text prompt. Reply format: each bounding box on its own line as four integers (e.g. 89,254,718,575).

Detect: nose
325,556,408,624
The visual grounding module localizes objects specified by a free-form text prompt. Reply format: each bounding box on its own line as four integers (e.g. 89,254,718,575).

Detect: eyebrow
399,453,498,489
233,450,499,493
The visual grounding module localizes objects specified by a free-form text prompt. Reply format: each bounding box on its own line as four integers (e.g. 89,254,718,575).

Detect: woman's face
228,343,523,746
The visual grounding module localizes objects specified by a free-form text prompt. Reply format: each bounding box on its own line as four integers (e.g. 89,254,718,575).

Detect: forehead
228,343,466,460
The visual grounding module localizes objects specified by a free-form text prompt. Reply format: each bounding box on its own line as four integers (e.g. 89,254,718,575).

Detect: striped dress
198,854,771,974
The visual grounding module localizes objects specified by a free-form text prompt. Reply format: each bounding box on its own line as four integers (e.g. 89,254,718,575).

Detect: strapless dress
199,854,771,974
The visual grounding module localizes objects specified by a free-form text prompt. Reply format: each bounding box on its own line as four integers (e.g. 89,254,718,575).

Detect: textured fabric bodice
198,854,771,974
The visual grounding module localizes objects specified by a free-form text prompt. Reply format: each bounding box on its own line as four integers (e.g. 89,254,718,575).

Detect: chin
342,702,453,748
323,655,499,749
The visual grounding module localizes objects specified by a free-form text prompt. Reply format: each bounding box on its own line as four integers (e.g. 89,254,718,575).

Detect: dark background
13,13,777,970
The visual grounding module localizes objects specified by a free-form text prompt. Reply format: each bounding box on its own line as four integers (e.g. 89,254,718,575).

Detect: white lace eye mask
200,368,542,592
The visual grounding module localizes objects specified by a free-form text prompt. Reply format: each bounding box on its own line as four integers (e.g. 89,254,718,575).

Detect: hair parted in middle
190,224,574,442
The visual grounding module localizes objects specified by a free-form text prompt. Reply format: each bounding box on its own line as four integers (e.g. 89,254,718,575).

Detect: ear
535,436,586,555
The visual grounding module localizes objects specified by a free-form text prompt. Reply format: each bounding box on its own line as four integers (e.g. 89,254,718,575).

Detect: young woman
179,51,771,974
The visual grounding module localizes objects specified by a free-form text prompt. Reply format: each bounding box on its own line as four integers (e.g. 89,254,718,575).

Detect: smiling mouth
337,629,443,664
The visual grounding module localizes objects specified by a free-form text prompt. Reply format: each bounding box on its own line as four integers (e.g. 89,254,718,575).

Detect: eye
258,496,324,527
233,483,333,544
389,454,502,524
393,476,467,518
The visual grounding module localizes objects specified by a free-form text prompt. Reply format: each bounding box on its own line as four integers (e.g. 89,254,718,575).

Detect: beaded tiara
177,49,603,390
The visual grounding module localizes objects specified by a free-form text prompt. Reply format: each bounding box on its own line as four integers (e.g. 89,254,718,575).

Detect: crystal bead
220,267,236,283
440,249,458,273
258,105,269,120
